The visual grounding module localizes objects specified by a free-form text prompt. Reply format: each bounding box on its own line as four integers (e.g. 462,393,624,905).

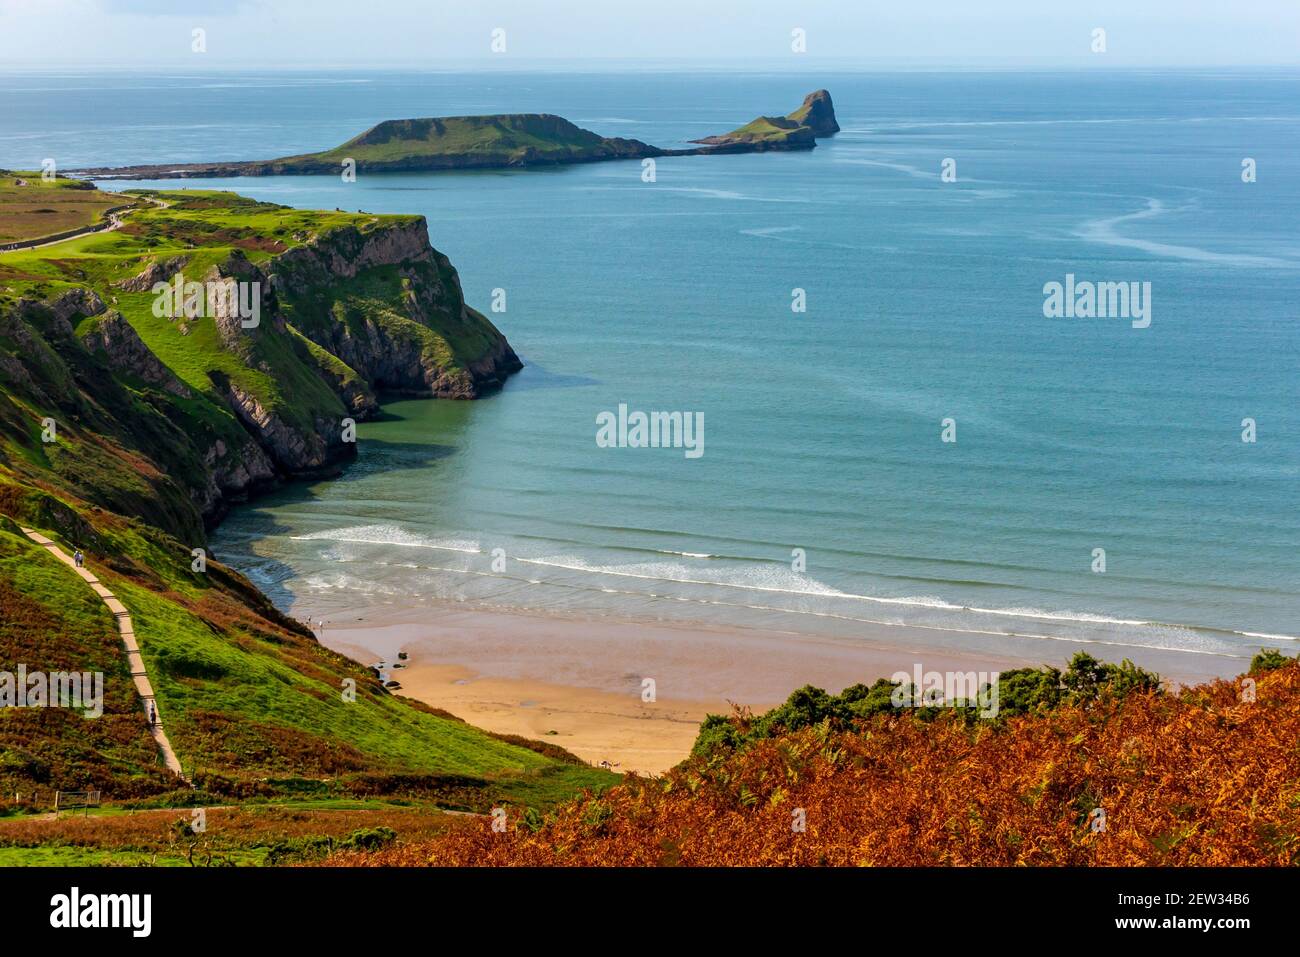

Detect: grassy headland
0,175,612,844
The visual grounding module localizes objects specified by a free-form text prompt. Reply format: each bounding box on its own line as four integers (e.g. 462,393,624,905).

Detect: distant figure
73,549,84,568
149,704,157,728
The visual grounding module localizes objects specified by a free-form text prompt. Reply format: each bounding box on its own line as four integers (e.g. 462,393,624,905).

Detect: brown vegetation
333,662,1300,866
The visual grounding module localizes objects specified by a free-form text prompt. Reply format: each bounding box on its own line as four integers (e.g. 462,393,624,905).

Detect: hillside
73,90,841,179
337,653,1300,865
283,113,664,172
0,175,611,812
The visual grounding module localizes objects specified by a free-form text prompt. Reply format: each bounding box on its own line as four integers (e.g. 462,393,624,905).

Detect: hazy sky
0,0,1297,67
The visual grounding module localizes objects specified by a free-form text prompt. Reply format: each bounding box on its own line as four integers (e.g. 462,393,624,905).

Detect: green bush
1250,649,1291,674
690,653,1163,761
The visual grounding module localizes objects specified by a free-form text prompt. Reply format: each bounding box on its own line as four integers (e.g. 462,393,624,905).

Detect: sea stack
788,89,840,137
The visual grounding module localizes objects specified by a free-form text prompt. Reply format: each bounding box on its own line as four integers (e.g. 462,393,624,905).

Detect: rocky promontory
0,188,520,535
691,89,840,149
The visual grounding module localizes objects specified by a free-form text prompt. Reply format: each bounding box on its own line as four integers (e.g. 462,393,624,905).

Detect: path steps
20,527,190,784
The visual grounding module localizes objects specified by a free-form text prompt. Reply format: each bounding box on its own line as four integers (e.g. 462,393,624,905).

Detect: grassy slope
277,114,640,168
0,483,611,808
1,189,361,454
707,116,810,145
0,185,615,820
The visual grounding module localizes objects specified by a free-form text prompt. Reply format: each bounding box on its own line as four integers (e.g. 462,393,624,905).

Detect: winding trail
20,527,189,783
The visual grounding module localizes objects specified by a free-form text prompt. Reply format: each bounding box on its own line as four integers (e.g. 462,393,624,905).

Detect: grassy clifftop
291,113,663,171
0,179,519,535
0,177,606,813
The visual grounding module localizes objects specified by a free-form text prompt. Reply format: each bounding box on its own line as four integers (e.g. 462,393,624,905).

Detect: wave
290,551,1255,661
1077,197,1297,268
282,524,1300,646
292,523,479,553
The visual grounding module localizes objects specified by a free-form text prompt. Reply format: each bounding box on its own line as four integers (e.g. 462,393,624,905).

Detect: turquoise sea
4,69,1297,673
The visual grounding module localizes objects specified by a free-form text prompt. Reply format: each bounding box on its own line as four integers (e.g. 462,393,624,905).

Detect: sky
0,0,1297,68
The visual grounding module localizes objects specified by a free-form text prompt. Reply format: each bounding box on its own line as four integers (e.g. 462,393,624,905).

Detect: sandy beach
318,603,1245,774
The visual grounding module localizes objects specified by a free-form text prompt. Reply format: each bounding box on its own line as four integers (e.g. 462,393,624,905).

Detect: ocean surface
4,68,1297,673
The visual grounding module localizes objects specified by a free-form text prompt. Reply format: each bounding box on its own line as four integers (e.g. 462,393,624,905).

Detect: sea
4,67,1297,674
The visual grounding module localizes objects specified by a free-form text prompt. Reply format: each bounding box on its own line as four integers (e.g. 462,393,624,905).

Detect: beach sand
318,603,1242,775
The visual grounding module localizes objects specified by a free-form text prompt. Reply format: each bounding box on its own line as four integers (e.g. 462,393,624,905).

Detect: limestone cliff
0,192,522,537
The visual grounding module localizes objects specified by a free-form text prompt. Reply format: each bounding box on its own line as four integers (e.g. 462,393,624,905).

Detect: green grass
289,114,624,168
0,188,510,548
0,845,175,866
697,115,814,147
0,188,612,818
2,503,617,808
0,524,176,798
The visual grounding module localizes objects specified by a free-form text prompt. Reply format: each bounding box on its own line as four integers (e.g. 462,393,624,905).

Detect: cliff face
268,219,521,399
0,193,522,538
788,89,840,137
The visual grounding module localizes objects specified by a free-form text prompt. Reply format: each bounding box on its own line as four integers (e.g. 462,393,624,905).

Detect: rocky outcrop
114,255,190,292
2,214,520,541
691,119,817,150
269,219,437,286
213,375,346,475
42,287,106,330
788,89,840,137
689,91,839,151
79,311,191,398
267,219,521,398
191,215,520,511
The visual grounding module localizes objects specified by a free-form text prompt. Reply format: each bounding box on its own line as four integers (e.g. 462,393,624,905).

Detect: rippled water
6,68,1296,672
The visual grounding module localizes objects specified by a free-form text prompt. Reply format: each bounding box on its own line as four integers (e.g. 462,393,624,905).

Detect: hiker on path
149,704,156,729
73,549,83,568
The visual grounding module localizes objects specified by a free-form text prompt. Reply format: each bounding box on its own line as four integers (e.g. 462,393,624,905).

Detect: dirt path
20,527,189,784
